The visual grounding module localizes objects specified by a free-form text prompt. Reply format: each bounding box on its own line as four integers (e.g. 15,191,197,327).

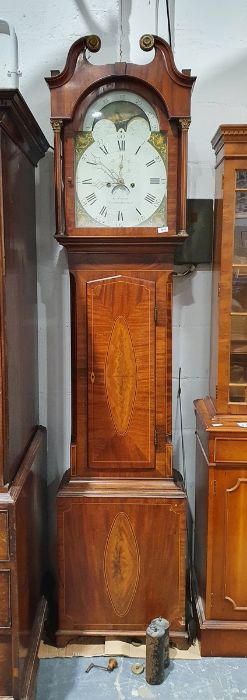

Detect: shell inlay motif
105,316,137,435
104,513,140,617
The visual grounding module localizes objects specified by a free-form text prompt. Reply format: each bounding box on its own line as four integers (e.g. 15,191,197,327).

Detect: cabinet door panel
87,276,155,469
211,468,247,620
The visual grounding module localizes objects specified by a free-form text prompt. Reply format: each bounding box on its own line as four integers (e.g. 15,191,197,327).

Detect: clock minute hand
96,160,119,182
85,153,119,181
118,154,124,183
111,154,129,192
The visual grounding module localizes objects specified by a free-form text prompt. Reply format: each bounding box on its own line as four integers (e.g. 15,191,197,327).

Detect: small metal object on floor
85,657,118,673
131,663,145,675
146,617,170,685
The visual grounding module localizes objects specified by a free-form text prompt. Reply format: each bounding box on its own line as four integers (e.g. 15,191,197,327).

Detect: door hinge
218,283,221,297
213,479,217,496
154,305,158,323
154,429,158,447
215,385,218,399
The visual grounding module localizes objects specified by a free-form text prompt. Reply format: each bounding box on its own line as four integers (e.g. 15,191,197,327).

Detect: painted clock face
75,90,168,228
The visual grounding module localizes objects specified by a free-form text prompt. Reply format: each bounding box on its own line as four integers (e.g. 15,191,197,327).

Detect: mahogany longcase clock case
46,34,195,644
194,126,247,656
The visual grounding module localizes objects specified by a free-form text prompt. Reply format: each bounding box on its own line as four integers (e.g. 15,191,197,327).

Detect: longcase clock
194,125,247,656
46,34,195,645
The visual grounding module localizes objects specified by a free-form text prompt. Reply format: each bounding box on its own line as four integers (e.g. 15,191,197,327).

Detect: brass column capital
178,118,191,132
50,118,63,132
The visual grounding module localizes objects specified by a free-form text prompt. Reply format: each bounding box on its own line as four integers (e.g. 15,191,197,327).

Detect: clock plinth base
56,476,187,643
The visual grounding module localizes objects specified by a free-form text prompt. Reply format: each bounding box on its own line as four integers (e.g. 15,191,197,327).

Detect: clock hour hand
94,179,109,189
94,177,130,191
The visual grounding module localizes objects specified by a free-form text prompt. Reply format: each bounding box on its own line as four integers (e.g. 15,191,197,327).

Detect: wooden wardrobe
0,90,48,698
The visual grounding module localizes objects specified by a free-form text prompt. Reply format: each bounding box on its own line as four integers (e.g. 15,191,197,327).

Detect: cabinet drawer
0,513,9,560
215,438,247,463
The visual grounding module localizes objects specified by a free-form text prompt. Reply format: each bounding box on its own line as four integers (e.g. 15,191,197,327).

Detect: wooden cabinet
194,126,247,656
0,91,48,698
46,34,195,645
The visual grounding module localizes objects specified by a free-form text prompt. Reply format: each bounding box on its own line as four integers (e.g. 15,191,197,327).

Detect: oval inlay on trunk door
104,512,140,617
105,316,137,435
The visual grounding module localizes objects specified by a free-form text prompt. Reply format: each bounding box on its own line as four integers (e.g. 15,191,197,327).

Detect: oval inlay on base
104,512,140,616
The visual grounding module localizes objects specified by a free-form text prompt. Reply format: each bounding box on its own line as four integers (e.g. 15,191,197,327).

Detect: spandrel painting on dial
74,90,168,228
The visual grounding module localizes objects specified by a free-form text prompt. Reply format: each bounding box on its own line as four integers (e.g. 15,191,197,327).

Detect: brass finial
140,34,155,52
85,35,101,53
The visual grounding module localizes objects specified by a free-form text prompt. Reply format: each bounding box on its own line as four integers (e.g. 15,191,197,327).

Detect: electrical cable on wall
166,0,172,46
156,0,172,45
155,0,159,36
177,367,186,488
119,0,171,62
177,368,197,644
119,0,123,61
173,264,197,278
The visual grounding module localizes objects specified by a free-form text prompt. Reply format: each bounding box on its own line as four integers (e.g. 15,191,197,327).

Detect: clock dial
75,93,167,228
